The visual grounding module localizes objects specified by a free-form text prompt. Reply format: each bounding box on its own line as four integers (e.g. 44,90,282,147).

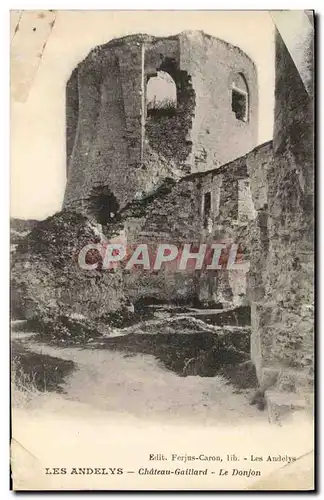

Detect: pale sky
11,10,275,220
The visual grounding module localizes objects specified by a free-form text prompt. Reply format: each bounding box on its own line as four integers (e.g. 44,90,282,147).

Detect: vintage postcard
10,10,315,491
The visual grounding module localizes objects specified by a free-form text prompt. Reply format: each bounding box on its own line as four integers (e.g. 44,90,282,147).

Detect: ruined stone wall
117,143,269,306
143,38,195,172
196,144,269,307
179,31,258,172
248,25,314,418
64,43,138,212
142,31,258,175
119,177,201,303
64,31,258,215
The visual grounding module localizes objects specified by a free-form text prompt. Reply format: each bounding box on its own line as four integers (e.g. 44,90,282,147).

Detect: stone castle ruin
63,30,261,310
64,31,258,213
13,16,313,422
63,21,314,420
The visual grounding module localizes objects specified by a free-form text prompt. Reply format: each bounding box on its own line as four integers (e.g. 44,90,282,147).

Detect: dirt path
15,332,266,425
13,327,315,492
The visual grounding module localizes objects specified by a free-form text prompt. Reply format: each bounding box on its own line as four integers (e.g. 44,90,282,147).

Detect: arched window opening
146,71,177,116
87,186,119,226
231,73,249,122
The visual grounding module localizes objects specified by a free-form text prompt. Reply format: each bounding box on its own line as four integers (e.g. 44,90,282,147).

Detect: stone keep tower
64,30,258,218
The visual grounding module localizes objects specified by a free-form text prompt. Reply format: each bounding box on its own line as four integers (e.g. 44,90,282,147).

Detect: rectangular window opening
203,192,212,229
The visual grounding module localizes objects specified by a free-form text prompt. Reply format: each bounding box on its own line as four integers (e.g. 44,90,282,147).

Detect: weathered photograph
10,10,314,490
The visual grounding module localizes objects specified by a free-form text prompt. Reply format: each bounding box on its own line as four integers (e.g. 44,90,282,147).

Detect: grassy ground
11,340,76,406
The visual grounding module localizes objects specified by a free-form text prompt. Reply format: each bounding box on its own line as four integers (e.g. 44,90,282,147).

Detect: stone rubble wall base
265,390,314,424
258,365,314,424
